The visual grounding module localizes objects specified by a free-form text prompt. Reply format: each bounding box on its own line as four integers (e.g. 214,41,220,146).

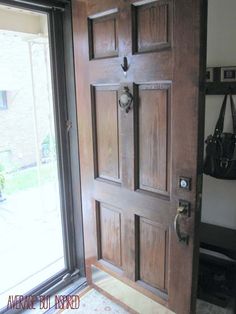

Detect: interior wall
201,0,236,230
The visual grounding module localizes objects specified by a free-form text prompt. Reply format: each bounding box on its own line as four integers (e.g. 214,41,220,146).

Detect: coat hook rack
205,66,236,95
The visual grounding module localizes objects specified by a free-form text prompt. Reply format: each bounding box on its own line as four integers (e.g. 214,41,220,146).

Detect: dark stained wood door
72,1,206,313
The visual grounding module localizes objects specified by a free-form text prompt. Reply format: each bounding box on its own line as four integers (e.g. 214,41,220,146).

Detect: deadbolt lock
179,177,192,191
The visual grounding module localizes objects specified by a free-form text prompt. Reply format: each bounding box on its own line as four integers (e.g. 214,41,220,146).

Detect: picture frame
221,67,236,82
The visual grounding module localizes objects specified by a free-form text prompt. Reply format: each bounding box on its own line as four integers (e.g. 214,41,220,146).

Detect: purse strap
229,93,236,134
214,92,236,135
214,93,228,135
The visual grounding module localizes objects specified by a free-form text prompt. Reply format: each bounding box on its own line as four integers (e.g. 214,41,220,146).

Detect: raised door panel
138,217,169,293
97,203,122,268
88,11,118,59
132,0,171,53
137,83,170,195
92,85,121,183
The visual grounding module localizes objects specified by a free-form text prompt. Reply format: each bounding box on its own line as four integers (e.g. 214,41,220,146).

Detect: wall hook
121,57,129,77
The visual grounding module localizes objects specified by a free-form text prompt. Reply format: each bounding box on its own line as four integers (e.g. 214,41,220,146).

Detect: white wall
201,0,236,229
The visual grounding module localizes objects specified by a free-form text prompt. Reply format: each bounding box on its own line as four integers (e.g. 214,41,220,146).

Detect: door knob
174,202,190,245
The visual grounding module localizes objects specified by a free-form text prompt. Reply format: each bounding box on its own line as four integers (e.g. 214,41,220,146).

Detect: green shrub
0,173,5,190
0,163,5,190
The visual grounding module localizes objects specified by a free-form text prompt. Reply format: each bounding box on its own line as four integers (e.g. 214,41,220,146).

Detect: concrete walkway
0,183,64,309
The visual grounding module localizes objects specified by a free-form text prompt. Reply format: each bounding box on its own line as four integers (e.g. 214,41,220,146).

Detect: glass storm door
0,3,70,310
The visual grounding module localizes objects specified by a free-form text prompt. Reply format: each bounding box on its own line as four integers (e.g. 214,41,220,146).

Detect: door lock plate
179,177,192,191
178,200,191,217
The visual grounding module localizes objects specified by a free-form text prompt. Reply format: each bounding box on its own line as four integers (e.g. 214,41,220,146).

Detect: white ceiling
0,4,48,35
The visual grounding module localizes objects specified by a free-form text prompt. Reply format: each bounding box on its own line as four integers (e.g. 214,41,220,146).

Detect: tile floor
56,289,128,313
56,288,234,314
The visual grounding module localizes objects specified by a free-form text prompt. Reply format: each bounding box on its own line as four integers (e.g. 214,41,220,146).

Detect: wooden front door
72,0,206,313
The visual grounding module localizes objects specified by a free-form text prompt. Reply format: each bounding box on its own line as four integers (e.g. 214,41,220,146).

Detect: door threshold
91,266,175,314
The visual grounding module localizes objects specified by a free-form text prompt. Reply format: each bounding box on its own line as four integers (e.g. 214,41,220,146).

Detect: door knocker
119,86,133,113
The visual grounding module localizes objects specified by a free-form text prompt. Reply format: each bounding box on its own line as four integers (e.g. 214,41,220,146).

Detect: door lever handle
174,205,189,245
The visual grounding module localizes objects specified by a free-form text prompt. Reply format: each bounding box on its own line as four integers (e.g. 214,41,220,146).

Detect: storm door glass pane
0,5,65,309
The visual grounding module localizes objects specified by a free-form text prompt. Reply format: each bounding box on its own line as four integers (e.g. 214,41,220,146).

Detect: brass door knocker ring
119,86,133,113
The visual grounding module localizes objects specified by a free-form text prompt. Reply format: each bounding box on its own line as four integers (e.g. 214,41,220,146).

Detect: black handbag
203,92,236,179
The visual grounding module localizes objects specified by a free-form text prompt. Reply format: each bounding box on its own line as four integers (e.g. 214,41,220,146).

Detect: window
0,1,84,312
0,91,7,109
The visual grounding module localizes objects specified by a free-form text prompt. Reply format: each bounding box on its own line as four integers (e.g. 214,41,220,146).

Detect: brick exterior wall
0,33,54,171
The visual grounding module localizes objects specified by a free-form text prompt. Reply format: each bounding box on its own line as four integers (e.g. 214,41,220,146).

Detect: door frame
191,0,208,311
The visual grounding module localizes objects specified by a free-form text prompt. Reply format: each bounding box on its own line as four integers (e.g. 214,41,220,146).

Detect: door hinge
66,120,72,132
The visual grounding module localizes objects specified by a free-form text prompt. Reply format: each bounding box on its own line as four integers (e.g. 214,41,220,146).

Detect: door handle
174,204,190,245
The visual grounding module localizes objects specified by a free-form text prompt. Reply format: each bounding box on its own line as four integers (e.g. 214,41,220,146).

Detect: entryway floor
56,288,129,313
196,299,234,314
56,287,234,314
